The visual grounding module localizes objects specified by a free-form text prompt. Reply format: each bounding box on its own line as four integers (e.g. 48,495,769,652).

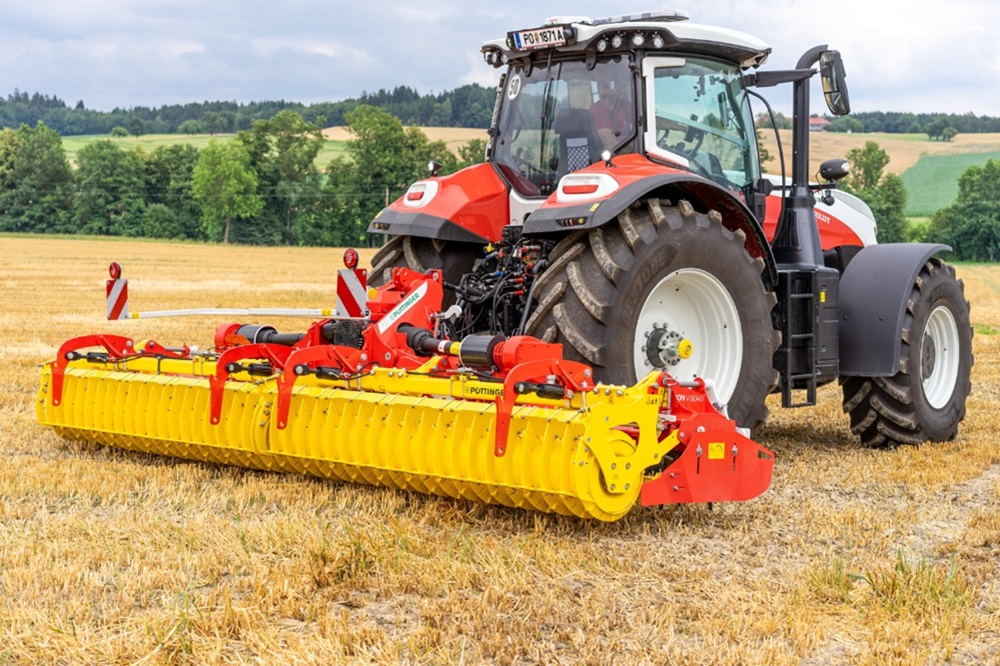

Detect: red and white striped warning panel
106,262,129,320
337,268,368,317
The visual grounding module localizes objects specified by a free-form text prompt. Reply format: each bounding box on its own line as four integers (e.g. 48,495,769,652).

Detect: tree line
0,107,485,246
0,103,995,261
0,85,496,136
756,110,1000,141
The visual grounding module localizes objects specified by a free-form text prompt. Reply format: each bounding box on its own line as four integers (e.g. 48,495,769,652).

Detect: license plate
511,26,566,50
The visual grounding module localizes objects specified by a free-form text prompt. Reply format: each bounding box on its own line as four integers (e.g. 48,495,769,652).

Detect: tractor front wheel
841,258,973,447
524,199,780,430
369,236,479,307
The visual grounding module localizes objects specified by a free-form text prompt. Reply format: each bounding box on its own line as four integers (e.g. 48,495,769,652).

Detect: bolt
625,484,630,490
360,354,368,362
610,484,616,491
673,485,679,492
625,463,631,470
385,352,391,361
616,390,623,397
584,369,592,378
611,463,617,470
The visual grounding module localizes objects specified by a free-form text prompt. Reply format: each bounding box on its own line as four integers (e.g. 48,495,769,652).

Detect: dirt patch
3,237,999,664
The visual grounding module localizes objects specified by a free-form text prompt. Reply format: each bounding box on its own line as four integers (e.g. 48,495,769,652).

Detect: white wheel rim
634,268,742,403
921,305,960,409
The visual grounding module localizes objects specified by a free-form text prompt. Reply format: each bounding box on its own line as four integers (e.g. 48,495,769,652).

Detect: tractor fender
839,243,951,376
524,172,777,286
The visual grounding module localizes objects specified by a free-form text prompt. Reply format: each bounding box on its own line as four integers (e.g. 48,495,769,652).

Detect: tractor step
775,267,841,408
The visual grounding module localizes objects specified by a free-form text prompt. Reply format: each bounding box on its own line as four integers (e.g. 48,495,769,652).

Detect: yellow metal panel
37,362,676,521
708,441,726,460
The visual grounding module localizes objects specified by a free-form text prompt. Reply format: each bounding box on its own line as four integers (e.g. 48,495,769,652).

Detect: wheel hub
920,332,937,381
643,325,693,368
633,267,742,404
921,304,961,409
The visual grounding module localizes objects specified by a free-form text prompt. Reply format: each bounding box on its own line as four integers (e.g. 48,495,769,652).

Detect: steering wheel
655,116,704,158
510,147,540,175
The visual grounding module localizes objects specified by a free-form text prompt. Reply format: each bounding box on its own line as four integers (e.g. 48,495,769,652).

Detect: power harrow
36,256,774,521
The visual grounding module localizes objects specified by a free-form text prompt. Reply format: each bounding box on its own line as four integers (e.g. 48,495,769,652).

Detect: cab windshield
492,57,634,197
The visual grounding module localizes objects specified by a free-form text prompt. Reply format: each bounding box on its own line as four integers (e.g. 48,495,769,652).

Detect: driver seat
554,109,601,175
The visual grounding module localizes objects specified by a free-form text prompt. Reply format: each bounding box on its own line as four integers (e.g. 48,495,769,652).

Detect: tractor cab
482,11,767,200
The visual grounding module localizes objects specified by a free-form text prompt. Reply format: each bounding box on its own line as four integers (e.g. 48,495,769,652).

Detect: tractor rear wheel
369,236,479,307
524,199,780,430
841,258,973,447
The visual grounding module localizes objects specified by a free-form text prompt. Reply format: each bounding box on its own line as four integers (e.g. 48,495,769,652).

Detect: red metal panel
386,163,510,242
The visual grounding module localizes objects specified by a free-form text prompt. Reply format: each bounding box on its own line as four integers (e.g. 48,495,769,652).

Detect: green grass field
901,151,1000,216
61,133,350,168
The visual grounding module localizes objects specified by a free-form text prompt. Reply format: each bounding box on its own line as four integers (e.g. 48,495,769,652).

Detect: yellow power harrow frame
36,266,774,521
38,354,681,521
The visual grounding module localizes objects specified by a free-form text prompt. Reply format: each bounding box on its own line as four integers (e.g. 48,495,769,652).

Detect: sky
2,0,999,118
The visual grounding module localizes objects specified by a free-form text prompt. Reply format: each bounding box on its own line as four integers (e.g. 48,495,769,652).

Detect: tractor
35,10,973,521
367,9,973,447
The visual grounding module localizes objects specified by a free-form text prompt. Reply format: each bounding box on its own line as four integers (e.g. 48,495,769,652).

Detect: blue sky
1,0,998,117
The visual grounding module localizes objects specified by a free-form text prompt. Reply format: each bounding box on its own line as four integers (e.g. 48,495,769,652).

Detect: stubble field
1,236,998,664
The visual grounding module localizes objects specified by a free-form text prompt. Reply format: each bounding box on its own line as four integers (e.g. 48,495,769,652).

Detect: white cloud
250,37,374,66
460,52,502,88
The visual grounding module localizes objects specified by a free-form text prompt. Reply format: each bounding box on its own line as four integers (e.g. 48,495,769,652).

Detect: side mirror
819,50,850,116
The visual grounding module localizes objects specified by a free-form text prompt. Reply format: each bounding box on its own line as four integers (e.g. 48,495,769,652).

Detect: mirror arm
796,44,828,69
745,69,814,88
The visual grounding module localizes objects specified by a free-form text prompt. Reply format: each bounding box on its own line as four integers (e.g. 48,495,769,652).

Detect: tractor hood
369,163,510,244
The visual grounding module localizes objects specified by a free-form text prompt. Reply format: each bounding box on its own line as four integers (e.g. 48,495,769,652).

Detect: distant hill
757,130,1000,216
759,129,1000,178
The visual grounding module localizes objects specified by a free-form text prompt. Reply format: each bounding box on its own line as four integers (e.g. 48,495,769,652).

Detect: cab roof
481,10,771,69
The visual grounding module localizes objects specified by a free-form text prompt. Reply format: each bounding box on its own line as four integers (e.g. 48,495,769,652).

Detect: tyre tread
525,198,779,430
841,258,973,447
